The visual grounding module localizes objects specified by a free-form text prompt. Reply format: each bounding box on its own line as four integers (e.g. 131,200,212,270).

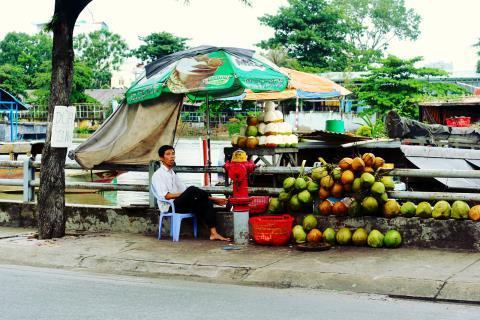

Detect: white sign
51,105,76,148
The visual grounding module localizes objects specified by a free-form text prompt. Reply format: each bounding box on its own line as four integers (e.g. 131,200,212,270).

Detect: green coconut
283,177,296,191
292,225,306,243
246,125,258,137
432,200,451,219
371,181,386,196
384,230,402,248
298,189,313,204
267,198,281,214
416,202,432,218
348,200,362,217
361,196,379,215
336,228,352,245
361,172,375,187
383,199,401,218
295,177,307,191
352,178,363,193
352,228,368,246
400,201,417,217
451,200,470,220
302,214,318,231
367,229,384,248
311,167,328,182
306,181,319,193
332,167,342,181
380,176,395,191
289,194,302,211
278,191,291,203
323,227,336,245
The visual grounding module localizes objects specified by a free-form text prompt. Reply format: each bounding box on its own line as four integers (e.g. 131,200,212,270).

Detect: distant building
111,60,145,89
424,61,454,72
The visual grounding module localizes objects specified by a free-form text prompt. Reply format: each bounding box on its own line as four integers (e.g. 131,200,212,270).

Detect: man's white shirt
151,163,186,212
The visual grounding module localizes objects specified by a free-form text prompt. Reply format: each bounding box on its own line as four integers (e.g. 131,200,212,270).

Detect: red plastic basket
249,214,294,246
249,196,270,215
446,117,471,127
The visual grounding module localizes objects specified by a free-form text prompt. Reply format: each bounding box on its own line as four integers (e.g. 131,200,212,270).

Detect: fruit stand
244,152,480,251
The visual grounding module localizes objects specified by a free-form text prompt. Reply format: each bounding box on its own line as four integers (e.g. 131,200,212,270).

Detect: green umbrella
126,46,289,179
126,47,288,104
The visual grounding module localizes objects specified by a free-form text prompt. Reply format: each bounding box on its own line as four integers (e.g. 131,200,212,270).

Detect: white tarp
73,93,182,169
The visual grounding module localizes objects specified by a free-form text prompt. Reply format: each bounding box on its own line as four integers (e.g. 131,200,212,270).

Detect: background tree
354,56,467,118
31,60,95,107
134,32,189,63
38,0,93,239
262,46,300,69
74,29,129,88
0,32,52,87
332,0,421,69
39,0,252,239
258,0,352,71
0,64,28,97
474,39,480,73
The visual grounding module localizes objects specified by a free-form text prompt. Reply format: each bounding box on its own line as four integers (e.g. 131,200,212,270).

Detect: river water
0,138,231,207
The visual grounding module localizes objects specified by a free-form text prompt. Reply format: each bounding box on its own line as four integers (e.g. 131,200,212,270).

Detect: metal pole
206,95,212,184
148,160,157,208
388,191,480,202
295,97,299,132
23,158,35,202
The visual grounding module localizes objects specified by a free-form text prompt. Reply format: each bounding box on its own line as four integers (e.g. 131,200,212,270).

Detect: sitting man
152,145,230,241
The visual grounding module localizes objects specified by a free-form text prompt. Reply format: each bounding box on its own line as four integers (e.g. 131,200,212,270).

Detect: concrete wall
1,201,479,251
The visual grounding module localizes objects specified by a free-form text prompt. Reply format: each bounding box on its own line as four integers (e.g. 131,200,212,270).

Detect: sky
0,0,479,72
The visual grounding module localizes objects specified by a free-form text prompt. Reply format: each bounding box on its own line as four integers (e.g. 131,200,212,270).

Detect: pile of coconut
232,101,298,149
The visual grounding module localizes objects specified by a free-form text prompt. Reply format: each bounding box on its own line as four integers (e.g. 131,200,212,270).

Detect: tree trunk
38,0,92,239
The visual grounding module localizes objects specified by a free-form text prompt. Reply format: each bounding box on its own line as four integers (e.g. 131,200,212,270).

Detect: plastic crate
249,196,270,215
446,117,471,127
249,214,294,246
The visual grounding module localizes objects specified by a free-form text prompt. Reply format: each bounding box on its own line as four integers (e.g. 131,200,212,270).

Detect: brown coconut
351,157,365,172
362,153,376,168
331,183,344,198
319,200,333,216
332,201,348,216
341,170,355,185
339,157,353,170
318,187,330,200
373,157,385,169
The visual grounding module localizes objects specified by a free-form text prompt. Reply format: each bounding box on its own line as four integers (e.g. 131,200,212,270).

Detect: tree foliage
475,39,480,73
0,64,28,97
74,29,129,88
332,0,421,69
134,32,189,63
31,61,96,108
258,0,421,71
258,0,352,71
0,32,52,87
354,56,467,118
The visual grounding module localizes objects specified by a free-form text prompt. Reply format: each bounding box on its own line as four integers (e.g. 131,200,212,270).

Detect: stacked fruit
314,153,394,217
231,112,298,149
292,215,403,248
394,200,480,221
268,165,319,214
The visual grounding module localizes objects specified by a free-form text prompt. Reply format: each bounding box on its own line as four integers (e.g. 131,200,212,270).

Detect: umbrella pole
206,95,212,185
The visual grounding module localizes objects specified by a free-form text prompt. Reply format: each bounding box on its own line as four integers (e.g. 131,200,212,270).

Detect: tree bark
38,0,92,239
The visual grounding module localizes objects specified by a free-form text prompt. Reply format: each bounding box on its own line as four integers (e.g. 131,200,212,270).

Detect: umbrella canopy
126,46,289,104
243,67,351,101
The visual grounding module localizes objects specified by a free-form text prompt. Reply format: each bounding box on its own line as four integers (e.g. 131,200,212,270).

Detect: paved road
1,264,479,320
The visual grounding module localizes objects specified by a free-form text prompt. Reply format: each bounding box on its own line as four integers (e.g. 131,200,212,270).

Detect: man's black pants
173,186,216,228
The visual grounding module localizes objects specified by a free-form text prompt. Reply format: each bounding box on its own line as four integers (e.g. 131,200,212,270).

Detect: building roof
419,96,480,107
85,89,126,106
0,88,30,110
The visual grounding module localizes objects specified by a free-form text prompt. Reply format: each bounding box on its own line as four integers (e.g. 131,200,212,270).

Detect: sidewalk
0,227,479,303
